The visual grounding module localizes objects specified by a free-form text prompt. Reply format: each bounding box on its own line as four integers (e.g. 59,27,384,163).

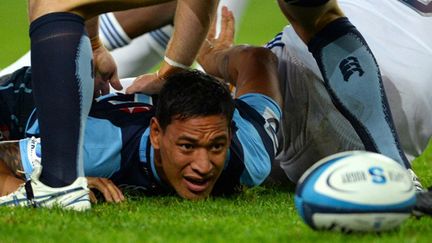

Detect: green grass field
1,1,431,242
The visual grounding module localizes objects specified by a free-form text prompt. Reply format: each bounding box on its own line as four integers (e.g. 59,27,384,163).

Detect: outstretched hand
93,45,123,97
87,177,125,204
197,6,235,76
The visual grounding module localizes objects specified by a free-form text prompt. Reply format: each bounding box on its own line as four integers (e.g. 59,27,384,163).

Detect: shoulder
226,94,282,187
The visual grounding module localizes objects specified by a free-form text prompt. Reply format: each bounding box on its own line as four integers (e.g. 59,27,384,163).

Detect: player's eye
179,143,194,151
210,143,225,152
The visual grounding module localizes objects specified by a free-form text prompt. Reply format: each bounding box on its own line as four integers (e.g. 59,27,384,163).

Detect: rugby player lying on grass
0,9,282,205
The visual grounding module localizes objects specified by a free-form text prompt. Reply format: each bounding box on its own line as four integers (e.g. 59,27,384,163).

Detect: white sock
216,0,249,36
99,12,132,51
112,25,173,78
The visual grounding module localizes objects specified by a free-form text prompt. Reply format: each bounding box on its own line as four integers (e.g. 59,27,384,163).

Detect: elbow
240,46,279,68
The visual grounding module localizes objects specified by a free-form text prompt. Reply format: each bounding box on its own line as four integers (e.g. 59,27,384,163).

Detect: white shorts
270,0,432,182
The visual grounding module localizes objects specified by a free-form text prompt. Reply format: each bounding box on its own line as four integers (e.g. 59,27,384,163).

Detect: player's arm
0,141,24,179
198,7,282,107
126,0,219,94
86,16,122,96
161,0,218,71
199,7,282,188
87,177,125,203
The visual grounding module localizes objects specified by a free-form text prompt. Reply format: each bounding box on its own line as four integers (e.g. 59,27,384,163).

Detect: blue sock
307,17,410,168
30,12,94,187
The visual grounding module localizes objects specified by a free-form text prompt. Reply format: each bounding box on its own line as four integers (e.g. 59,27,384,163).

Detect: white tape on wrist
163,56,190,70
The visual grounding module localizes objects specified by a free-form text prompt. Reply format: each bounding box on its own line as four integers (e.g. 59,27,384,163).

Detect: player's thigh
28,0,173,21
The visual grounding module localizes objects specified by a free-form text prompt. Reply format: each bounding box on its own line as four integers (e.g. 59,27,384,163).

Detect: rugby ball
294,151,416,232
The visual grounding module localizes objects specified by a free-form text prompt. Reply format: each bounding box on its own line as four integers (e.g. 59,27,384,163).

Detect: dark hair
156,70,235,130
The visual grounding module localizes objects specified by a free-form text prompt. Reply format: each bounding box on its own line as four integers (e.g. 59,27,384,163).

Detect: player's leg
0,59,93,208
99,3,175,77
27,0,153,189
100,2,176,51
216,0,249,35
277,0,411,170
111,26,173,77
28,0,173,21
29,8,93,189
268,34,365,182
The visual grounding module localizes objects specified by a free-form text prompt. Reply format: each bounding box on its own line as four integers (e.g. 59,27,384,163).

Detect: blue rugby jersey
21,92,281,195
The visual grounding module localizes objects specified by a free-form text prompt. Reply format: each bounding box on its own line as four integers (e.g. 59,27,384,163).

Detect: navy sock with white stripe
30,12,94,187
307,17,410,168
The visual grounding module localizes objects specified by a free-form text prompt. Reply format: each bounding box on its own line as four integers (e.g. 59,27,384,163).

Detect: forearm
0,173,24,196
86,17,103,50
0,141,24,179
160,0,218,74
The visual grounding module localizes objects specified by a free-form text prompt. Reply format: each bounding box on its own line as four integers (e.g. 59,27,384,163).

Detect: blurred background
0,0,287,68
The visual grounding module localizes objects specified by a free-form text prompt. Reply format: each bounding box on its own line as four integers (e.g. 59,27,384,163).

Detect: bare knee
28,0,112,21
277,0,344,43
28,0,86,21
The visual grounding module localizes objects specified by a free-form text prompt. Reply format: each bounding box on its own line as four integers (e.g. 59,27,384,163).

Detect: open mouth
183,176,211,193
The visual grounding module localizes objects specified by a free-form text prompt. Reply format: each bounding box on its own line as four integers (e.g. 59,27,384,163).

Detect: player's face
150,115,231,200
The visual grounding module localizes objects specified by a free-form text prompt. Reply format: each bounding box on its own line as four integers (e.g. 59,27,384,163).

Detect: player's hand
92,45,123,97
86,177,125,204
125,72,165,95
125,65,183,94
198,6,235,75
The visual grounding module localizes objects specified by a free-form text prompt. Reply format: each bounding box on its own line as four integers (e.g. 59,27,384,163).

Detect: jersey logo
399,0,432,16
262,107,280,155
339,56,364,82
119,106,151,114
